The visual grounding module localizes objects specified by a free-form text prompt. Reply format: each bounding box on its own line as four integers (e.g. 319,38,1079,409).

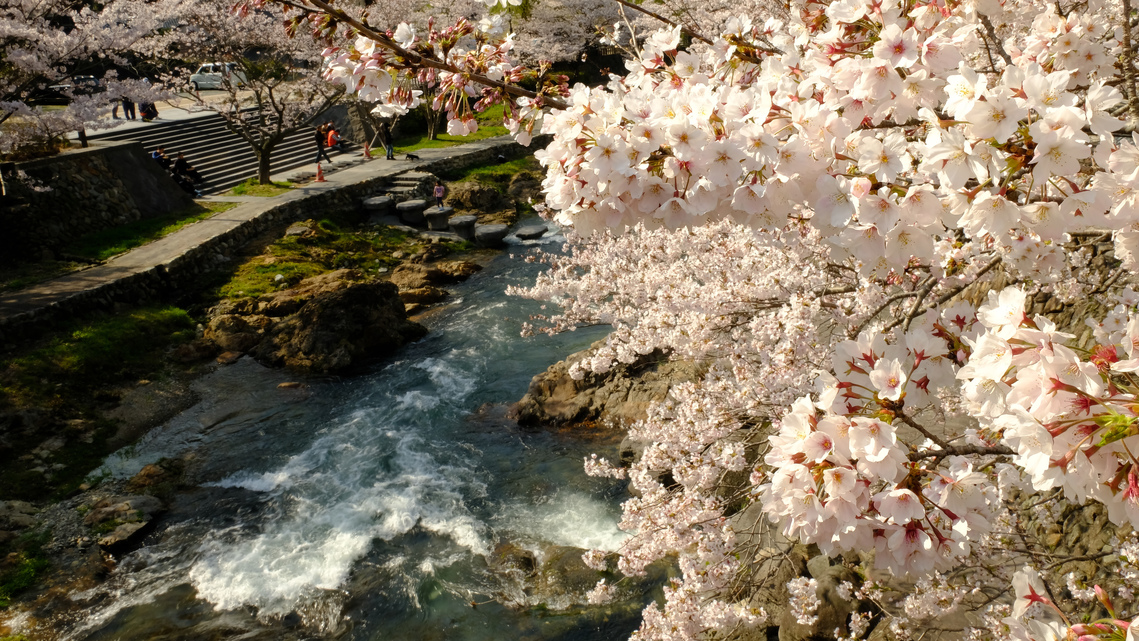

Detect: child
433,181,445,207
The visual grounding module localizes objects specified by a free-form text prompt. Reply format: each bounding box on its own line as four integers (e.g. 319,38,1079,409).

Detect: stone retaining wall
0,136,538,341
1,141,193,263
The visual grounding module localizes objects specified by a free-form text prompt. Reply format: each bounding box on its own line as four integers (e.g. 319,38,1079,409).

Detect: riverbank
0,151,550,628
0,224,666,641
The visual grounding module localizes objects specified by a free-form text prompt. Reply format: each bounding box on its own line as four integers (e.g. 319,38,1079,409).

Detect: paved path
0,136,516,321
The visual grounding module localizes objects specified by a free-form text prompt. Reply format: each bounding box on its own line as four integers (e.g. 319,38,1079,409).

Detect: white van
189,63,246,90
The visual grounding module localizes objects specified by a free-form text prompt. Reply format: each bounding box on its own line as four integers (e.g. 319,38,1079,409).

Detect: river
49,231,658,640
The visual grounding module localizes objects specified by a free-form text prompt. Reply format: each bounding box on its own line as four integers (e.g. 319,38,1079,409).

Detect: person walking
378,121,394,159
314,123,332,165
122,97,136,120
433,181,446,207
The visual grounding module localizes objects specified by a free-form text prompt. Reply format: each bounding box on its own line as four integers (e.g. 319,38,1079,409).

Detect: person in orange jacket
326,126,343,153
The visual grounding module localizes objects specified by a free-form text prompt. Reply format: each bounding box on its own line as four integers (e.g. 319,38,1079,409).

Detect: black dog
405,153,421,160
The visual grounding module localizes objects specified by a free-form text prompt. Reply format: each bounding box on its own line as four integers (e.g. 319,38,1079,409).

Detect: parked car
189,63,246,91
38,75,102,105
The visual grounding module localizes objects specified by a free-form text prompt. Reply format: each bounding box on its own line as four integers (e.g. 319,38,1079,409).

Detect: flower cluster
285,0,1139,635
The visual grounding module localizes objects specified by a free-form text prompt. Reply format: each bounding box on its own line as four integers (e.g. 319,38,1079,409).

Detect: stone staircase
84,111,356,195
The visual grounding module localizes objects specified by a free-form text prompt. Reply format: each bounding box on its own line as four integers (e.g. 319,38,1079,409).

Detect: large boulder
513,340,704,428
389,264,446,289
204,314,273,352
436,260,482,282
447,181,505,211
398,286,448,305
254,280,427,373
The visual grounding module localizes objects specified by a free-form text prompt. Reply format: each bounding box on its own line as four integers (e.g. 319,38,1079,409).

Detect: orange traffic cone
315,163,326,182
363,142,372,159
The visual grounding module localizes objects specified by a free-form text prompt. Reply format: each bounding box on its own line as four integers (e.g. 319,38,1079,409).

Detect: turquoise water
59,237,655,640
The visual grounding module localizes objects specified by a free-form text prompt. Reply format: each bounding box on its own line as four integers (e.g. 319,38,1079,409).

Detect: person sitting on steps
151,146,171,169
173,152,202,185
327,126,343,153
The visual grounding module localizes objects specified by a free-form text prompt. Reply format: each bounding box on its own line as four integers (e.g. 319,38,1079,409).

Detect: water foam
498,490,629,552
189,358,491,615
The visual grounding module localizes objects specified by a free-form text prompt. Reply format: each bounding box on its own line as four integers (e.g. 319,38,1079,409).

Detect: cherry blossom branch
302,0,570,110
609,0,778,57
894,409,954,452
849,290,927,338
1119,0,1139,123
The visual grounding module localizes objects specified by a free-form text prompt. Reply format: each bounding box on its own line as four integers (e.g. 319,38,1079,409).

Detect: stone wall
1,141,193,263
0,137,538,341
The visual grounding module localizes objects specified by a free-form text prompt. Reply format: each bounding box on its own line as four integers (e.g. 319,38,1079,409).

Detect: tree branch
301,0,570,110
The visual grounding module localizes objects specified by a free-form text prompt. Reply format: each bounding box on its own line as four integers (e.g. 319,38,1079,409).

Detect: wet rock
514,224,547,240
97,521,148,552
436,260,482,282
491,542,537,577
83,495,165,527
399,286,448,305
513,340,704,428
253,280,427,373
474,224,509,248
534,546,607,600
216,351,242,365
125,460,184,494
390,264,446,290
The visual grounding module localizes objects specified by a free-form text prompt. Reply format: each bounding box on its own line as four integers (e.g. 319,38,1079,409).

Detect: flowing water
52,231,658,640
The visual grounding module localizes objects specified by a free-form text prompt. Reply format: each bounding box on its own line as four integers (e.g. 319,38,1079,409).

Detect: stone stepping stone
367,214,403,227
424,206,454,231
514,224,547,240
362,195,394,212
474,223,509,247
449,215,477,240
396,199,427,226
420,231,463,243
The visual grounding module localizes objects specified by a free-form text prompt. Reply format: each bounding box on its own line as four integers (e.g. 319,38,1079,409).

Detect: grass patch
0,530,51,609
0,306,196,500
227,178,294,197
437,155,542,191
0,306,196,410
0,260,84,292
65,201,238,262
216,221,469,301
394,104,511,153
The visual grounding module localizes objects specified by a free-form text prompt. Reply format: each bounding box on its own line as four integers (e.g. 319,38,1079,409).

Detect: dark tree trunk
257,149,272,185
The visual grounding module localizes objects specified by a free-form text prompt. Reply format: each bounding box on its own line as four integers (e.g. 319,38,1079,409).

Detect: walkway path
0,136,520,323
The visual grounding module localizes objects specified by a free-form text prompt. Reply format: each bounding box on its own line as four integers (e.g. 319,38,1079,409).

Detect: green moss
0,306,195,409
0,260,84,293
216,223,424,301
90,519,123,535
0,530,50,609
437,155,542,192
65,201,239,262
227,178,293,197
